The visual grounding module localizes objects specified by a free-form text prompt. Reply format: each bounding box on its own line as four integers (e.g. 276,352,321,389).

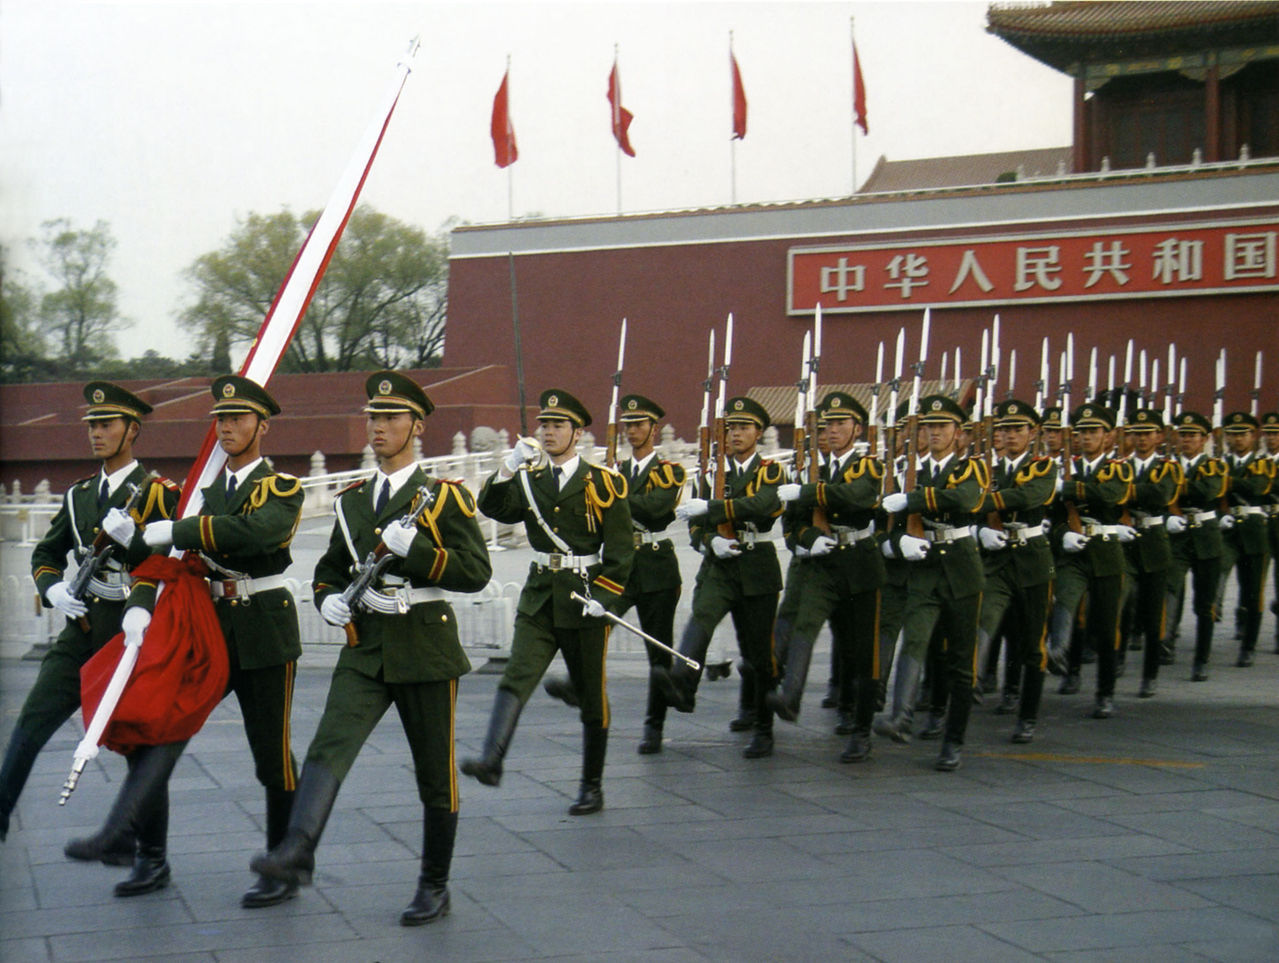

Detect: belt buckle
548,554,563,571
395,588,409,615
219,579,238,599
633,532,644,548
238,578,253,606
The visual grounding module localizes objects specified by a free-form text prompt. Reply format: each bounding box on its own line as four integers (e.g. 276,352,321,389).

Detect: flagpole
614,43,622,215
506,54,514,220
730,31,737,205
850,16,857,195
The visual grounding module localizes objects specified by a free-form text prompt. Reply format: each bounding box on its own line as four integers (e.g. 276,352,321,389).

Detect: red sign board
788,219,1279,313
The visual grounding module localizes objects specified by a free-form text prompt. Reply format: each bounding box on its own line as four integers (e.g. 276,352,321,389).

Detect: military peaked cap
1222,411,1259,433
364,370,434,418
539,389,591,427
818,391,867,424
724,396,769,429
1126,408,1164,432
918,394,966,425
1072,403,1116,431
209,375,280,418
82,381,153,422
1260,411,1279,430
618,393,664,422
1174,410,1211,434
994,399,1039,428
1040,406,1063,429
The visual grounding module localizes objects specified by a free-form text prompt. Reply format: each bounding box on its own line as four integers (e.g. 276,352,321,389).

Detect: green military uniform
770,392,886,763
975,400,1057,743
1052,404,1133,716
0,383,177,845
252,372,492,925
655,397,785,758
1121,409,1180,695
881,395,988,768
464,389,633,816
1220,411,1275,665
1165,411,1228,679
613,394,686,753
1263,412,1279,650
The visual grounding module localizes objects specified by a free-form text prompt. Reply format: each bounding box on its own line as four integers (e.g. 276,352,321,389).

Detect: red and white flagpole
63,35,423,796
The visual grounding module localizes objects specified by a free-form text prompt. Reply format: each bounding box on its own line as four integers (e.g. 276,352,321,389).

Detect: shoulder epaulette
757,461,786,485
157,477,181,492
73,474,96,489
1015,458,1055,485
336,477,366,497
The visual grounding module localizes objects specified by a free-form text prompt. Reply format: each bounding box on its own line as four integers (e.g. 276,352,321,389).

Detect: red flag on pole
852,38,868,135
491,68,518,168
730,51,747,140
607,58,636,157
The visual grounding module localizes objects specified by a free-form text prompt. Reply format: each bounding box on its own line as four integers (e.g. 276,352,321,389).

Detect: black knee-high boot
250,763,341,888
460,688,523,787
568,726,607,815
242,786,298,907
400,808,457,926
113,742,186,897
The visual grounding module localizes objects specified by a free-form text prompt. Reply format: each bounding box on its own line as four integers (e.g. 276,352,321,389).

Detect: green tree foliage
32,219,128,369
181,205,449,372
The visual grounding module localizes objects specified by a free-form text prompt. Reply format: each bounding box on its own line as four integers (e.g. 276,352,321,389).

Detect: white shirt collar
99,460,139,498
552,455,580,486
1004,451,1028,474
732,453,758,474
630,451,656,475
374,461,419,502
225,457,263,490
928,452,955,476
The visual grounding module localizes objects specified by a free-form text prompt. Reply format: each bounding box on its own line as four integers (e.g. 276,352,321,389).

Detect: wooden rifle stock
807,408,830,533
904,413,925,539
713,417,736,540
1060,426,1083,534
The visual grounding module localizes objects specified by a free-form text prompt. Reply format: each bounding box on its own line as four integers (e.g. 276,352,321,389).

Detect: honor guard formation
1,316,1275,926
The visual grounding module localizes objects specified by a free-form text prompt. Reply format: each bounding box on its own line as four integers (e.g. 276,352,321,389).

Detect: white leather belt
360,585,446,614
1005,527,1044,546
87,574,131,600
1232,506,1264,518
1183,508,1215,523
632,530,669,547
1133,515,1164,529
922,524,973,544
209,574,288,600
831,524,875,545
1267,505,1279,517
1082,522,1119,538
533,551,602,573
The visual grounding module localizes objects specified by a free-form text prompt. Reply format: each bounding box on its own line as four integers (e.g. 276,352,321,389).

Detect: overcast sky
1,0,1073,360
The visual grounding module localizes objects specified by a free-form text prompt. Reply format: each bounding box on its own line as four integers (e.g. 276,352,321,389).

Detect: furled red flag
607,58,636,157
491,68,518,168
852,38,868,135
730,51,747,140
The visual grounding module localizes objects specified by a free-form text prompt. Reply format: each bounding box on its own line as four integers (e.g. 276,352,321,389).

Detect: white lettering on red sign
885,253,929,298
1013,246,1063,292
1224,232,1277,280
1151,238,1204,284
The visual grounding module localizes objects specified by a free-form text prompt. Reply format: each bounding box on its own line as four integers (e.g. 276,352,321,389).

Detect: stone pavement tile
786,819,1024,856
1175,873,1279,923
848,922,1045,961
982,906,1277,953
28,860,145,910
943,831,1194,867
1,938,53,963
486,798,715,834
839,888,1083,933
47,914,360,962
175,869,340,923
1041,762,1218,796
1204,802,1279,832
1045,944,1216,962
817,792,980,829
1053,788,1265,817
212,926,542,963
658,903,882,961
458,861,728,905
992,860,1214,914
655,835,846,885
0,897,193,940
952,800,1137,840
629,811,868,846
1104,809,1279,852
1109,847,1279,882
817,849,1014,900
513,824,687,872
1187,764,1279,800
314,881,501,934
1183,935,1279,962
480,891,685,957
167,829,262,858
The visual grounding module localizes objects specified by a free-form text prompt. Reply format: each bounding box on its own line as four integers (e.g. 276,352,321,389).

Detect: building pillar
1205,61,1221,162
1072,71,1088,173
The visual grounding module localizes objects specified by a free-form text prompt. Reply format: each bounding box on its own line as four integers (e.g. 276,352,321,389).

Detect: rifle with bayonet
883,326,905,521
982,318,1005,532
902,308,929,539
793,330,811,480
712,313,735,541
868,340,883,463
1059,335,1083,534
604,318,627,468
808,304,829,532
697,328,716,498
67,474,157,631
338,484,434,647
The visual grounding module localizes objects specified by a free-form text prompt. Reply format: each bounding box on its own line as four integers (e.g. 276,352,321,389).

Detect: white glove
675,498,709,520
711,535,741,559
1063,531,1090,554
793,543,810,558
777,483,802,503
46,580,88,619
1117,524,1137,543
882,492,909,514
102,507,136,547
899,534,929,562
979,527,1009,551
121,606,151,647
581,597,606,619
142,519,174,549
881,540,896,560
1166,514,1187,534
320,594,352,626
809,535,837,557
381,522,415,558
1054,476,1065,494
1041,519,1052,536
1220,513,1236,530
503,437,540,472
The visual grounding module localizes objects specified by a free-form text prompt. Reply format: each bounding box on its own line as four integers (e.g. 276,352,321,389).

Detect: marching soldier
654,397,786,758
878,394,988,771
973,400,1057,743
1120,408,1180,698
0,383,177,849
1166,410,1228,680
462,390,633,815
1220,411,1275,666
1049,403,1133,719
86,376,304,902
251,372,491,925
1262,411,1279,651
771,391,885,763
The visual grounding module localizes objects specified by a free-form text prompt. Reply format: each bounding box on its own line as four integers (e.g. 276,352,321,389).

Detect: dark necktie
552,466,563,489
375,479,390,515
631,462,640,483
98,477,110,507
225,473,238,501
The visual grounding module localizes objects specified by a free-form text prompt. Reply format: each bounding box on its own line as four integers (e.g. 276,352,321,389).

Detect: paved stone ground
4,613,1279,962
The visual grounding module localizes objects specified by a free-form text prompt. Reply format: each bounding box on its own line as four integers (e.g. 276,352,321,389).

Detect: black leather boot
766,631,816,723
400,808,456,926
638,669,667,754
112,742,186,897
543,676,580,708
460,688,523,787
728,660,757,731
0,726,41,843
568,727,607,815
743,686,774,759
653,622,710,713
873,653,922,744
242,786,299,908
250,764,341,887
